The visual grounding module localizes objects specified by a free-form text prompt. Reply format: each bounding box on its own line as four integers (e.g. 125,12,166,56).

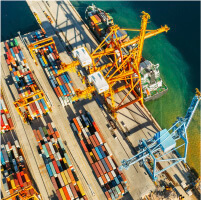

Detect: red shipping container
120,173,127,183
29,103,35,115
16,172,24,187
56,189,62,200
47,129,52,136
54,87,61,97
6,59,10,65
69,183,78,198
118,184,124,194
104,158,113,171
4,42,9,50
73,118,81,134
85,152,93,164
33,130,40,142
37,130,43,141
101,175,107,184
38,142,43,150
80,140,88,152
58,76,64,85
98,161,107,174
29,188,35,196
105,191,112,200
65,83,71,94
55,131,60,138
45,143,52,156
92,148,100,161
62,186,70,199
91,163,100,177
67,168,75,184
48,123,54,134
107,172,114,180
93,122,100,133
52,160,60,174
92,135,100,146
6,52,11,60
39,102,46,114
57,86,63,96
94,162,103,176
89,136,97,148
94,14,101,23
83,195,88,200
51,176,58,190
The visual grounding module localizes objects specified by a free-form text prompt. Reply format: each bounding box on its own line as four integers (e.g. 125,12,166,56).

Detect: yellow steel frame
14,90,51,123
28,37,58,65
56,11,169,119
2,185,41,200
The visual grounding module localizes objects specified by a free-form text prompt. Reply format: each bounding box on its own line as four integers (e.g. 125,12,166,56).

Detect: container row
70,111,128,200
33,123,87,200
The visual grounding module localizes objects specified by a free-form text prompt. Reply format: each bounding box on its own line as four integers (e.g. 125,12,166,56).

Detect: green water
72,1,200,175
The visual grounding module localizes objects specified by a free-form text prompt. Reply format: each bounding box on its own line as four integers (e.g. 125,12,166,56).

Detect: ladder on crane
119,89,201,181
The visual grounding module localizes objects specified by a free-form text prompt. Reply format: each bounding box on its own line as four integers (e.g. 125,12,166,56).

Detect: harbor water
1,1,200,176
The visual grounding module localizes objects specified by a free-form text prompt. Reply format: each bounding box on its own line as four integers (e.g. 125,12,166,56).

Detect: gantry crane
28,37,58,65
119,89,201,181
2,185,41,200
57,11,170,118
14,90,51,123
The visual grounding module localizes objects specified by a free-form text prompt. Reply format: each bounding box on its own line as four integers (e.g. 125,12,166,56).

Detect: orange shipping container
73,118,81,134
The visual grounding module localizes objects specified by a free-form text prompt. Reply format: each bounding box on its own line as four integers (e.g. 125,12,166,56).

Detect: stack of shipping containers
33,32,75,107
1,140,39,199
4,38,50,120
71,111,128,200
1,93,14,133
33,122,87,200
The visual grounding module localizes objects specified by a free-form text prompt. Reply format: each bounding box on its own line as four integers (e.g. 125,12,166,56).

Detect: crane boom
119,89,200,181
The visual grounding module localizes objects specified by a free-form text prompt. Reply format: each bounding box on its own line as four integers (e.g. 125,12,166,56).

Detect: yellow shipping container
10,179,16,189
64,169,71,184
77,180,85,196
90,16,98,24
59,188,66,200
61,171,68,185
42,56,47,65
56,77,61,85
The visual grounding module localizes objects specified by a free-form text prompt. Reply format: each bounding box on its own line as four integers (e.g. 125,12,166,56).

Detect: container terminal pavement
1,0,200,200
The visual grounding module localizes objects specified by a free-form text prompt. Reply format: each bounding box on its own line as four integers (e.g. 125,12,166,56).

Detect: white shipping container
107,156,116,170
88,71,109,94
14,140,20,148
72,47,92,67
98,177,104,186
1,99,6,110
111,170,116,178
49,53,54,61
27,105,34,119
76,116,83,129
59,96,65,107
82,128,88,139
66,185,74,200
54,153,59,161
57,152,62,160
51,122,56,130
48,142,55,155
2,114,8,126
105,173,111,182
85,127,91,136
35,100,43,115
57,173,65,187
95,132,103,145
16,54,21,62
104,143,112,156
12,145,19,159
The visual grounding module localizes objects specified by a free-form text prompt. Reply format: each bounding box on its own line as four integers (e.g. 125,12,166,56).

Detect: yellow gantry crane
56,11,170,119
28,37,58,65
56,11,169,118
2,185,41,200
14,90,51,123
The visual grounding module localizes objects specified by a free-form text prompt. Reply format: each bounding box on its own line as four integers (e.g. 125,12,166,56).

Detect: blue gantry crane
119,89,201,181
